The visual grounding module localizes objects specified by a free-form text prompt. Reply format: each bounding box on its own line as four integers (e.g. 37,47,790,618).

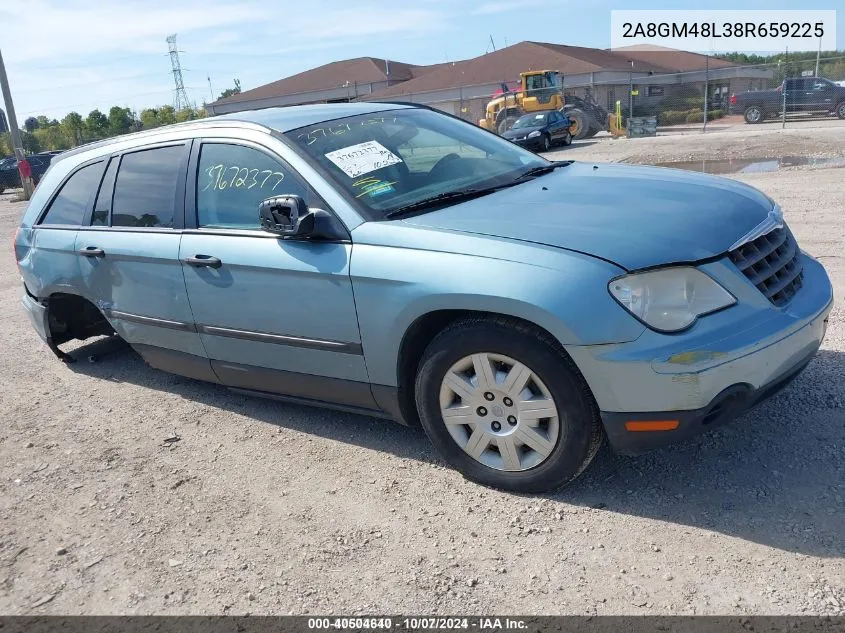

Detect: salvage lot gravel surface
0,127,843,615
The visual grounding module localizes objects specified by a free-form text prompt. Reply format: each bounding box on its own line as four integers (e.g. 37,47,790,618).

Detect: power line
166,34,190,111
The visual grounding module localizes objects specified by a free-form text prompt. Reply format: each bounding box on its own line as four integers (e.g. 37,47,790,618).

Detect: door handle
78,247,105,257
184,254,222,269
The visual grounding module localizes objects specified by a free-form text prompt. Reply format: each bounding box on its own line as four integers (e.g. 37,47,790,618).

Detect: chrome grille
728,226,803,307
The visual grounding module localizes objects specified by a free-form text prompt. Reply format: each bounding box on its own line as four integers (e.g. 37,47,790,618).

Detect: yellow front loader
479,70,565,135
480,70,623,140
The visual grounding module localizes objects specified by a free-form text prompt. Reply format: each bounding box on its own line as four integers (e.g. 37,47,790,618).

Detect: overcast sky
2,0,843,121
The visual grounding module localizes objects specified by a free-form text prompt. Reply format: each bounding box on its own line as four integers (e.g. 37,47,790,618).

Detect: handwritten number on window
202,164,286,192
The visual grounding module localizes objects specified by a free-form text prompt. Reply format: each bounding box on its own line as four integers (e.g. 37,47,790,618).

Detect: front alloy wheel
541,134,551,152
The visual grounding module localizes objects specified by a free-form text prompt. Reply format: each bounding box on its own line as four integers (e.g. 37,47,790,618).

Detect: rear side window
112,145,184,228
40,162,103,226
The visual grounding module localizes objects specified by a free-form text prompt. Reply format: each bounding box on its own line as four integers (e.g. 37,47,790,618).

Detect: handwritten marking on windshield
297,117,401,146
201,164,285,192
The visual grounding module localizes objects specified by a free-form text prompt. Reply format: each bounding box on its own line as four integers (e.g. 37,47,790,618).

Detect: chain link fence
376,56,845,138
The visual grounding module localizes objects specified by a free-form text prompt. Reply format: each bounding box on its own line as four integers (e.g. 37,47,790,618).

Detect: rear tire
744,105,763,124
414,317,604,493
836,101,845,120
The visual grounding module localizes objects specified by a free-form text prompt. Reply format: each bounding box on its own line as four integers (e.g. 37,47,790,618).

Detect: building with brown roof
206,57,439,115
206,41,772,124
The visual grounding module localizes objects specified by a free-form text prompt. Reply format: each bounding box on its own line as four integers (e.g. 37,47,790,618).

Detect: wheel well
46,293,114,346
395,310,564,426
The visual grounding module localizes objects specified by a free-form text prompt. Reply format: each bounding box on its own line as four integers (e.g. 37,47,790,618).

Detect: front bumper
509,136,543,149
567,253,834,455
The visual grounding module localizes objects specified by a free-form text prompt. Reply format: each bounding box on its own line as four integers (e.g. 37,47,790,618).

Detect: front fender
350,223,645,386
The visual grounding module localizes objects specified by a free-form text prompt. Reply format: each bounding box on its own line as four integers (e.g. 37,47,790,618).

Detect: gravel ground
550,123,845,166
0,128,843,616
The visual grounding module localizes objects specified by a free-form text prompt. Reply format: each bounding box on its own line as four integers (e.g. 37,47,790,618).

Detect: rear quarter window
39,162,104,226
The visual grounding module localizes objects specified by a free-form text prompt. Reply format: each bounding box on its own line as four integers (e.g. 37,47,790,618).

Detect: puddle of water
652,155,845,174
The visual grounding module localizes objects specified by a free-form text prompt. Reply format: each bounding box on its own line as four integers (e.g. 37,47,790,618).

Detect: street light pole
0,48,34,198
814,36,822,77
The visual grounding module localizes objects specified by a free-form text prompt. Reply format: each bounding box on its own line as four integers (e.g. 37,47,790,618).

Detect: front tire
414,317,604,493
562,131,572,146
541,134,551,152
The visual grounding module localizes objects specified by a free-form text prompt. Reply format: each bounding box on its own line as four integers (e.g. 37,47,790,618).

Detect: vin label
610,10,837,52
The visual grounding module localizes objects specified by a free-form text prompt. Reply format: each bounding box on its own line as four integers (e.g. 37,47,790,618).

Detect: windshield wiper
385,187,503,219
514,160,573,181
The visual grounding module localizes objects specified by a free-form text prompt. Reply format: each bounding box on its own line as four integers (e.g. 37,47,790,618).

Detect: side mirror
258,195,315,237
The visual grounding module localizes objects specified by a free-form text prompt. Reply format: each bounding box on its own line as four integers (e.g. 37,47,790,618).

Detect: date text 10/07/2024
307,618,529,630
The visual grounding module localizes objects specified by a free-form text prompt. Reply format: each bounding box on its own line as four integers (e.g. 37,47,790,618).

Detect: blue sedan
16,103,833,492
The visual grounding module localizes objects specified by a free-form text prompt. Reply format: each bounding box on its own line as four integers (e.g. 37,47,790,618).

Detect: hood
401,161,773,270
502,126,543,139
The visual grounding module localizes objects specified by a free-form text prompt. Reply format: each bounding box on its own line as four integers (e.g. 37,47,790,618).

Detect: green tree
85,109,109,139
107,106,133,136
217,78,241,100
33,125,73,151
20,130,41,153
24,117,39,132
156,105,177,126
139,108,160,129
61,112,84,146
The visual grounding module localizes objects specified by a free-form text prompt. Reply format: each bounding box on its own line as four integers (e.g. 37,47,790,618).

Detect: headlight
527,130,541,138
608,267,736,333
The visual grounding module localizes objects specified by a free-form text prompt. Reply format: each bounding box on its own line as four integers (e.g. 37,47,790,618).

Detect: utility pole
207,75,214,102
166,34,190,111
814,37,822,76
0,49,34,198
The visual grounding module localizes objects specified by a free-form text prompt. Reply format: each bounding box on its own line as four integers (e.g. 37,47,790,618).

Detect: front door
75,142,215,382
179,139,376,410
784,78,812,113
548,112,566,142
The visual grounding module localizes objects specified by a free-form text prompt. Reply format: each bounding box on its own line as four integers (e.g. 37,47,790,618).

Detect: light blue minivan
16,103,833,492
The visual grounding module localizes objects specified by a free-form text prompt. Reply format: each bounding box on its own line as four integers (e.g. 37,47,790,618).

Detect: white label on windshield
324,141,402,178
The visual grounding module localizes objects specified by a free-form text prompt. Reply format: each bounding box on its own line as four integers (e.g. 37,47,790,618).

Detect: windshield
285,108,549,218
512,114,548,129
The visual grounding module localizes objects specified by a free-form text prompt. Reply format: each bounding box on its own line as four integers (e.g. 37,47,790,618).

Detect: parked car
0,152,57,193
0,156,20,193
16,103,833,492
501,111,572,151
731,77,845,123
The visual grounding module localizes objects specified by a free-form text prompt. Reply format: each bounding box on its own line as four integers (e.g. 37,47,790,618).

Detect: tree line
1,104,207,156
